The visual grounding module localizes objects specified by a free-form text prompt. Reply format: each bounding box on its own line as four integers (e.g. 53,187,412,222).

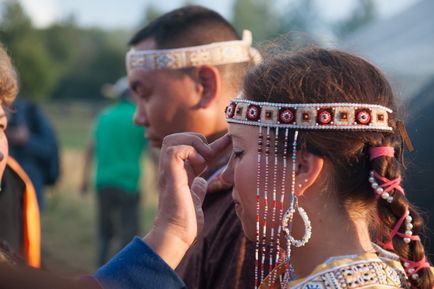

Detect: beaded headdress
126,30,261,73
224,96,427,288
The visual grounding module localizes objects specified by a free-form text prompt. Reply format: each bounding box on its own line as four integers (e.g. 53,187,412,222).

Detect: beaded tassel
260,126,271,283
271,129,289,286
267,127,280,288
282,130,299,287
255,126,263,289
275,128,289,269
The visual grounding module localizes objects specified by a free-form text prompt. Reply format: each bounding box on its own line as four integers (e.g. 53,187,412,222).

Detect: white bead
368,177,375,183
370,171,375,176
371,183,379,189
387,197,394,203
405,230,413,236
406,216,412,222
412,273,419,280
404,238,411,243
408,268,415,274
404,262,410,267
381,192,389,199
406,223,413,230
376,187,384,194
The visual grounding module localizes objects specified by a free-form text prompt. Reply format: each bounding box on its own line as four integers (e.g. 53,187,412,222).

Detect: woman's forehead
228,124,258,142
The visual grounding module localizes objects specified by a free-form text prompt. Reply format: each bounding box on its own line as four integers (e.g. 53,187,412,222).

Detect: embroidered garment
262,248,407,289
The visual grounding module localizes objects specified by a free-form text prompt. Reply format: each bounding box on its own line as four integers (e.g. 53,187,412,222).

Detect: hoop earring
282,200,312,248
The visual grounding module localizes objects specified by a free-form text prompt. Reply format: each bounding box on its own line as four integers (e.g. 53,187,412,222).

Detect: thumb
191,177,207,205
190,177,207,239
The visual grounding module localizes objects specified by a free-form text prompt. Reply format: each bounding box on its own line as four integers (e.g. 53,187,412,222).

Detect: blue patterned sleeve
94,237,186,289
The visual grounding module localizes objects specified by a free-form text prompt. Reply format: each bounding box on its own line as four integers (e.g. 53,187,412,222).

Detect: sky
19,0,420,29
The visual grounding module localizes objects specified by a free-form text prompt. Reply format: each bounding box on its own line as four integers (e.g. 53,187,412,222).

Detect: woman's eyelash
233,150,244,159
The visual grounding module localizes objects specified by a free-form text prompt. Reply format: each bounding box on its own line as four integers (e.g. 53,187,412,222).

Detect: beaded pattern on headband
225,99,393,131
126,30,261,72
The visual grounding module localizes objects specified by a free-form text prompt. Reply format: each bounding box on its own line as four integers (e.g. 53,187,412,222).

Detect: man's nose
133,104,149,127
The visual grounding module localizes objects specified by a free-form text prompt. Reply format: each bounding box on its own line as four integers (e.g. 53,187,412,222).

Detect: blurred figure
5,98,60,211
0,44,40,268
80,77,147,266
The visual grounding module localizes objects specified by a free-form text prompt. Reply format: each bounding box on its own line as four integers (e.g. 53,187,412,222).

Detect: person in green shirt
80,77,147,266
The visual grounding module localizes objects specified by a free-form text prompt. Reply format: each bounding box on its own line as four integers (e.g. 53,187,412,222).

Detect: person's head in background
0,44,17,180
102,76,133,102
127,5,256,148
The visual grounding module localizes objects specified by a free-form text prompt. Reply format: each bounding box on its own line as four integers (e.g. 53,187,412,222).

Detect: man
127,6,260,289
80,77,147,266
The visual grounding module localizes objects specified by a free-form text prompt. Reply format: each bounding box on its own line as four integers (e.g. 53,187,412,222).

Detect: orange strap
7,157,41,268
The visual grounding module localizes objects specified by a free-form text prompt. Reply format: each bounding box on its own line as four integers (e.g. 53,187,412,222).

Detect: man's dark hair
129,5,240,49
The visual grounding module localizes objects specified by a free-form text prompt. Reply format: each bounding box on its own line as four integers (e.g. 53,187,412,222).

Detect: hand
143,133,231,269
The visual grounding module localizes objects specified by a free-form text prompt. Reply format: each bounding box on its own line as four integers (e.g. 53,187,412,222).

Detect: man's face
128,38,205,148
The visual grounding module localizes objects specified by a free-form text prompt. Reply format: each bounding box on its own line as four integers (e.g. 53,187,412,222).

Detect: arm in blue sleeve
94,237,186,289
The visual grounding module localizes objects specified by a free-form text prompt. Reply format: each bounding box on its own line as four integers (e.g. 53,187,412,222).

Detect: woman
155,48,433,289
0,44,40,268
222,48,434,288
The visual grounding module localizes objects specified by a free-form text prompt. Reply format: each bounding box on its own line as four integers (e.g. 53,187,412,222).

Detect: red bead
246,104,261,121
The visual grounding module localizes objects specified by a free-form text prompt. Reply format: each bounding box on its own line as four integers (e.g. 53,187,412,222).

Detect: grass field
40,101,158,277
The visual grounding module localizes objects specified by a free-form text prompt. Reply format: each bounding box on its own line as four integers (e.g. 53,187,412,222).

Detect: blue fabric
6,99,60,211
95,237,186,289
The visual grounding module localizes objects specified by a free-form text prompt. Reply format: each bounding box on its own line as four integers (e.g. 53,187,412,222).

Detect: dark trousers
97,187,139,266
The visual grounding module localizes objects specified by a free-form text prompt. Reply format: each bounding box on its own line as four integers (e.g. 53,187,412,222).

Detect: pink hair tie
369,146,395,161
380,207,420,252
374,172,405,195
400,256,431,280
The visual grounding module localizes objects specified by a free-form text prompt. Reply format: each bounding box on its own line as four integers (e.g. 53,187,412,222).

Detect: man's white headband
126,30,261,72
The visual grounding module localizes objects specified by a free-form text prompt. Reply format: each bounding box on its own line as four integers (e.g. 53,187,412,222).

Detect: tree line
0,0,376,101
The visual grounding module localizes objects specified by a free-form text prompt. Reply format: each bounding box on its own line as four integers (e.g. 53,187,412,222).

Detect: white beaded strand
260,126,271,283
268,127,279,282
254,126,263,289
275,128,289,268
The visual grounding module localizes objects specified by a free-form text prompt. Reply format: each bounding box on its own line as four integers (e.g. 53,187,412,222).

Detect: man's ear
294,151,324,197
196,65,221,108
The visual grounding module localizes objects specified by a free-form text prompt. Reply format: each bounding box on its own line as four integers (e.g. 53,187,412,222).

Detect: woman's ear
294,151,324,196
196,65,221,109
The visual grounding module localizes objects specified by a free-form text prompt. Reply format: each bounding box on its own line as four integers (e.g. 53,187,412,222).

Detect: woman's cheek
234,157,258,240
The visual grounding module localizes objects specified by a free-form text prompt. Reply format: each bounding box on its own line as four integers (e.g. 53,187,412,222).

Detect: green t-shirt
94,99,146,194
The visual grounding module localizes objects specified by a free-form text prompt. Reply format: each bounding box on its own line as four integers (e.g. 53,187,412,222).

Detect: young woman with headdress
218,47,434,289
152,47,434,289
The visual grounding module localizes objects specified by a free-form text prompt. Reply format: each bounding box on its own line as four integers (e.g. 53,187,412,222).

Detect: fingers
164,145,207,176
162,133,212,159
208,134,232,159
162,133,232,163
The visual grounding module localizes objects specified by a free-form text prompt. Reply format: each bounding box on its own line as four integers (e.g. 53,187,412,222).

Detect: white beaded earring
282,198,312,248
